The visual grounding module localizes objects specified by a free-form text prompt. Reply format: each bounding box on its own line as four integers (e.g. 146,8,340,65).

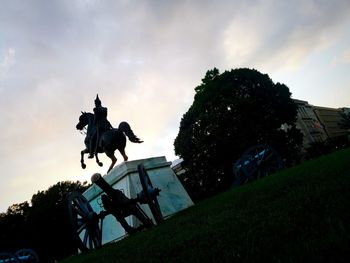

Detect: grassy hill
61,148,350,263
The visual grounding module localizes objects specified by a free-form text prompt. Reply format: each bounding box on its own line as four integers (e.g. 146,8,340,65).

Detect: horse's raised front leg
95,153,103,167
105,151,117,174
81,149,88,169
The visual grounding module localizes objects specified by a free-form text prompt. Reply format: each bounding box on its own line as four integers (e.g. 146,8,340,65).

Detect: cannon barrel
91,173,116,196
91,173,131,205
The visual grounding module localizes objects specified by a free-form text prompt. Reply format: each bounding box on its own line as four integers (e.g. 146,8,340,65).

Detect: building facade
313,106,348,139
293,99,328,149
293,99,349,149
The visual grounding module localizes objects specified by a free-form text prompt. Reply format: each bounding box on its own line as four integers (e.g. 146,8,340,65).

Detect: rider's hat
95,94,102,106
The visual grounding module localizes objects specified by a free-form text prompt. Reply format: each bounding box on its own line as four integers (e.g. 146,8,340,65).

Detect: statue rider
89,95,113,158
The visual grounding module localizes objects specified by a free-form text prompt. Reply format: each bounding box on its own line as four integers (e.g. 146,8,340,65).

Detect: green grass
61,148,350,263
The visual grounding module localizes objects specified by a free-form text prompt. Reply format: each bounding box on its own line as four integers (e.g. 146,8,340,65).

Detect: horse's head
76,111,91,130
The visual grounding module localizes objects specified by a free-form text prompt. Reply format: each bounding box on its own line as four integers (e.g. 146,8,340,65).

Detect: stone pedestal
83,156,194,244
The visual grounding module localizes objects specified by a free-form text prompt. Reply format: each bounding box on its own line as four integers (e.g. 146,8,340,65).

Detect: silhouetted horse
76,112,143,173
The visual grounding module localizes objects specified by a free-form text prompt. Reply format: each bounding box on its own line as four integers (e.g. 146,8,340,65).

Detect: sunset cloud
0,0,349,212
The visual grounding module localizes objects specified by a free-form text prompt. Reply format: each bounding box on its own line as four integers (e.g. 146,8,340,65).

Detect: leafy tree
28,181,89,262
0,202,31,251
174,68,303,200
0,181,88,262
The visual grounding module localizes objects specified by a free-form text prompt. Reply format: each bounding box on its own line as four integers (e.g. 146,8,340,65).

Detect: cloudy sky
1,0,350,212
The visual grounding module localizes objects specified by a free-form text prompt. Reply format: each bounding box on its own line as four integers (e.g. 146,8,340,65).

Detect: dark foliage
0,202,31,251
0,181,88,263
304,141,332,160
305,134,350,161
174,68,303,201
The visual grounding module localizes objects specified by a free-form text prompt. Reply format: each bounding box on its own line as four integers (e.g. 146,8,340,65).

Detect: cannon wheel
0,252,19,263
67,191,102,251
14,249,39,263
233,145,283,186
137,164,163,225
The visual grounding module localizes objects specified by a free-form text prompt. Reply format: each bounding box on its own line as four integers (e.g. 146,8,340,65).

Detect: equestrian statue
76,95,143,173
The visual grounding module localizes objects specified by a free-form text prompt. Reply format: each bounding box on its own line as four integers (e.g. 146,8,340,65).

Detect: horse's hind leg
119,148,128,162
105,151,117,174
81,149,88,169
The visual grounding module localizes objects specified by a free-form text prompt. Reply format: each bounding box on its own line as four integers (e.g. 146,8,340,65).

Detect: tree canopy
174,68,303,200
0,181,88,262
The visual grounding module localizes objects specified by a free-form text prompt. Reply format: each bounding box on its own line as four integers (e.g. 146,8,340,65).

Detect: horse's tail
118,122,143,143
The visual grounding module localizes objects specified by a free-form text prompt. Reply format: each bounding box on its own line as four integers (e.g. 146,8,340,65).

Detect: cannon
232,145,284,186
67,163,163,251
0,249,39,263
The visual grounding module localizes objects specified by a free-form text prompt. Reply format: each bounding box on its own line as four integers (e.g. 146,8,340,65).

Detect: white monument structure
82,156,194,245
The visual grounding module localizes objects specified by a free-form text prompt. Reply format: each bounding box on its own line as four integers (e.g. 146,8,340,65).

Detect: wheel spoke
74,198,89,215
77,220,87,234
262,152,274,162
79,198,91,214
67,191,102,251
233,145,283,186
89,233,93,249
256,148,263,162
72,204,86,217
83,230,89,246
138,164,163,224
14,249,39,263
92,228,100,248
